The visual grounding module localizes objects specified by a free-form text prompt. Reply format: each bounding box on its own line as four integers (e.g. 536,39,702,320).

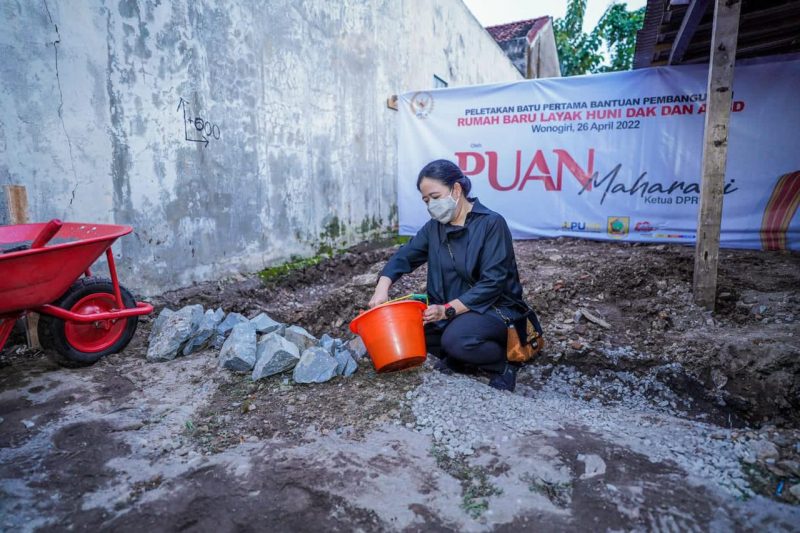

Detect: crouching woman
369,159,527,391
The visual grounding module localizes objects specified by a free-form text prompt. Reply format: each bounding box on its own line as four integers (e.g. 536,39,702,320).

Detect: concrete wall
0,0,521,295
528,21,561,79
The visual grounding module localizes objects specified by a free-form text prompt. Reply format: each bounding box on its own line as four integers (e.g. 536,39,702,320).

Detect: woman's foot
432,357,479,375
432,357,454,375
488,363,519,392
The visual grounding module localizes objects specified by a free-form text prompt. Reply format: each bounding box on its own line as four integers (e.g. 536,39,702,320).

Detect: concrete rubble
252,333,300,380
183,308,226,356
218,322,257,372
293,347,339,384
250,313,285,336
148,305,363,386
284,325,318,352
146,305,204,362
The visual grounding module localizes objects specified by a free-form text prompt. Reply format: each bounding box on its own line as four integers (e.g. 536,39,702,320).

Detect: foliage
431,446,503,518
258,255,324,282
554,0,646,76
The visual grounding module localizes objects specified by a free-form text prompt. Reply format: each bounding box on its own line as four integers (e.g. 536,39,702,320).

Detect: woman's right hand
369,289,389,308
369,276,393,308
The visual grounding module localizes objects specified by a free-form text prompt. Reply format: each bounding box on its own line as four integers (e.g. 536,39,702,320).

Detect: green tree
554,0,646,76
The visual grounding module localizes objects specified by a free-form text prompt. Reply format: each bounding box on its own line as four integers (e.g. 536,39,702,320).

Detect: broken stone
578,308,611,329
284,325,317,351
343,355,358,377
578,453,606,479
319,334,337,355
789,483,800,501
351,273,376,287
250,312,285,336
217,312,249,336
183,308,225,356
218,322,257,372
147,304,204,362
778,460,800,477
211,334,226,350
334,347,358,377
750,439,779,461
347,336,368,360
710,369,728,390
148,308,175,343
252,333,301,380
293,347,338,384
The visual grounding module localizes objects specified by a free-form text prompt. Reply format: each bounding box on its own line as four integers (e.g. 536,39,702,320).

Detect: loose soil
1,237,799,531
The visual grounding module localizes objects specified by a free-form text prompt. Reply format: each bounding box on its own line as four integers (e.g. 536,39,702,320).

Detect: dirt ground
1,237,799,531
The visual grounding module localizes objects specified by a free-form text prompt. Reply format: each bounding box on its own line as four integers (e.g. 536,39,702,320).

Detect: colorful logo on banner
562,221,602,233
761,171,800,250
607,216,630,237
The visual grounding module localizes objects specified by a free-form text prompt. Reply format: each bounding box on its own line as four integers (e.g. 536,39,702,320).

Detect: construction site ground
2,237,799,531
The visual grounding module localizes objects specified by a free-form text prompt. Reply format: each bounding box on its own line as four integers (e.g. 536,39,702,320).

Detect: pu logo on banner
410,92,434,119
761,171,800,251
607,216,630,237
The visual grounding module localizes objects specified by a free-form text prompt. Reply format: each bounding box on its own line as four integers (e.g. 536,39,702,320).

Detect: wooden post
1,185,41,349
692,0,741,310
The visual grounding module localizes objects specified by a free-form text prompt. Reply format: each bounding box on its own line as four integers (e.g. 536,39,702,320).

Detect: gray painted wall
0,0,521,295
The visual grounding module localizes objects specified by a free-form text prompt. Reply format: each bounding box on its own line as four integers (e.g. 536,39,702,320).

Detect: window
433,75,448,88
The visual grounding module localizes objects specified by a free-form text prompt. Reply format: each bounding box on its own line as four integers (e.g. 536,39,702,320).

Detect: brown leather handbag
498,306,545,363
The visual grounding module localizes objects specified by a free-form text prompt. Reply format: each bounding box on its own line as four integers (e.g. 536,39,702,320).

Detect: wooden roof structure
634,0,800,68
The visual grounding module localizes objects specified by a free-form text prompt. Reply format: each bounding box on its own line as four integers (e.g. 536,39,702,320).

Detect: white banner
397,56,800,250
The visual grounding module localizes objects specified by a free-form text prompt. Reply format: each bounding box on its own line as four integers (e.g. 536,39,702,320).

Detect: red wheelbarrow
0,219,153,365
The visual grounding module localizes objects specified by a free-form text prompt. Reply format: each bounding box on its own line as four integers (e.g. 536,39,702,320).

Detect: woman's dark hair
416,159,472,197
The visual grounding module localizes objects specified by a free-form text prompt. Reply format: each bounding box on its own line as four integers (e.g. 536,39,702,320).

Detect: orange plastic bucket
349,300,427,373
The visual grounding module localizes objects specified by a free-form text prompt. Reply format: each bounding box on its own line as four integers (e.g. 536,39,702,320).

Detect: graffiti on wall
176,97,221,147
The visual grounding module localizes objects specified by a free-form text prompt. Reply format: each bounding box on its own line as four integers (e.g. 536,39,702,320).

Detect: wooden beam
3,185,29,224
693,0,742,310
669,0,711,64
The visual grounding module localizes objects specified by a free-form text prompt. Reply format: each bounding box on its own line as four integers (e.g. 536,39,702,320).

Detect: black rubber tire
39,277,139,366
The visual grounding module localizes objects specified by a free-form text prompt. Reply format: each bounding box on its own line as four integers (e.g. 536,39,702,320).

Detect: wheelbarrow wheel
38,277,139,366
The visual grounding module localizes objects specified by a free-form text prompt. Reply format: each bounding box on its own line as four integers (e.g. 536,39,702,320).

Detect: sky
461,0,647,33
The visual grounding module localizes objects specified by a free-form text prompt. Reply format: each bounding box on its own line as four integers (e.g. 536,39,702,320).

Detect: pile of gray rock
147,305,367,384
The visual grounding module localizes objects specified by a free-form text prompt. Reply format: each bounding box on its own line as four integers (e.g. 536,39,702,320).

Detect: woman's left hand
423,304,446,324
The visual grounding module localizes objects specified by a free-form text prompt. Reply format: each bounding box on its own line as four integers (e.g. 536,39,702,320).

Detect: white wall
0,0,521,294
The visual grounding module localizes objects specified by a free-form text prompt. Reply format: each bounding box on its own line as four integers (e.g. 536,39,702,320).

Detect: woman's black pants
424,311,507,373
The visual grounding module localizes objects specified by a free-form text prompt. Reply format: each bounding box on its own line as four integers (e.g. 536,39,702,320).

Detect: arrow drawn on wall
177,97,209,147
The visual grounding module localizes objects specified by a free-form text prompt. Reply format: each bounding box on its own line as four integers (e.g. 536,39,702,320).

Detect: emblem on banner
607,216,630,237
410,92,434,119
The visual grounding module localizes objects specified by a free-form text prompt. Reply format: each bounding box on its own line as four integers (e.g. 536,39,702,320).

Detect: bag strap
444,239,516,324
445,239,542,333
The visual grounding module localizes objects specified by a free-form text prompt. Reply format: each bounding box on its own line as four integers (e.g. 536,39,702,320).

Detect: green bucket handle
385,293,429,306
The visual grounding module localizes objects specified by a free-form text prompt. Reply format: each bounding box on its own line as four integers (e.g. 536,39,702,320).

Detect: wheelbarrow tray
0,222,132,315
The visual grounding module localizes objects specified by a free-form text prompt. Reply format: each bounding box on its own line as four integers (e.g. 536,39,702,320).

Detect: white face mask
427,192,458,224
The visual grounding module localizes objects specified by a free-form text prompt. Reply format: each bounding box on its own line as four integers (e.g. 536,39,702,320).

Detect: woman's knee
441,327,478,359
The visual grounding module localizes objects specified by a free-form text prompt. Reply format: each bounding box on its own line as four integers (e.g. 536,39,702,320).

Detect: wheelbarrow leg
0,315,19,352
105,248,124,309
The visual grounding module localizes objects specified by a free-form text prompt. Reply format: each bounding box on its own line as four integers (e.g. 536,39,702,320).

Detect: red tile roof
486,16,550,43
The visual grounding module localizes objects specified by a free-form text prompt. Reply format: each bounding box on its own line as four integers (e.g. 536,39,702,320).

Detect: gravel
409,364,761,498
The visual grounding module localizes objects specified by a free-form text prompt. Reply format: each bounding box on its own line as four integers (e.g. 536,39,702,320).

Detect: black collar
438,198,489,241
